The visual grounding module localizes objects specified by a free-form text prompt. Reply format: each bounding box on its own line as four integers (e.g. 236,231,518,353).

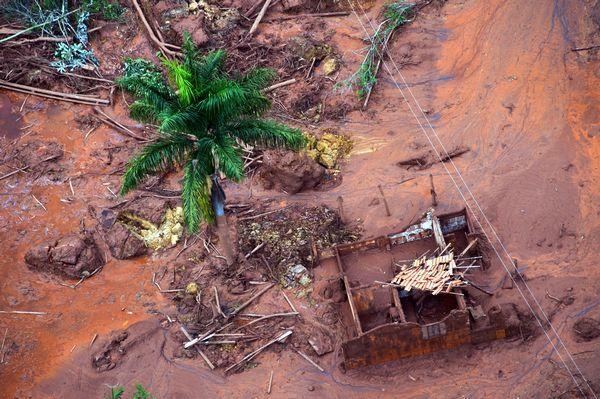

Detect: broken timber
0,80,109,106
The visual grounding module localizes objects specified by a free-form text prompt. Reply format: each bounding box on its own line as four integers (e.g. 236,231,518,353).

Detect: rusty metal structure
319,209,513,369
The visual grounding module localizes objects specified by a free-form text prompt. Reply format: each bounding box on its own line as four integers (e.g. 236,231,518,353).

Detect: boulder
308,327,334,356
97,197,175,260
260,149,325,194
25,230,104,279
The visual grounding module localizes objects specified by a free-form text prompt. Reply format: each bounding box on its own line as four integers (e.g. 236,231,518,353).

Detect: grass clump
341,1,415,99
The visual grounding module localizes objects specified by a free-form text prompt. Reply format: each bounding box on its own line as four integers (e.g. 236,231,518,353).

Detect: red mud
1,0,599,397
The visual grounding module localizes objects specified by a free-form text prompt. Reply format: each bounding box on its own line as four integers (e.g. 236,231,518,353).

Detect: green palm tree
117,35,305,257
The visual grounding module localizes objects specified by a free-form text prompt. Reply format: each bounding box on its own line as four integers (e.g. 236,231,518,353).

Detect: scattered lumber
225,330,292,373
0,8,81,43
264,78,296,93
390,250,468,295
0,310,46,315
0,154,61,181
377,184,391,216
245,242,265,259
458,239,478,258
0,80,109,106
89,333,98,347
248,0,272,36
235,312,298,330
0,328,7,364
294,349,324,372
229,282,275,317
268,11,350,21
213,286,227,318
267,369,273,394
91,107,150,141
181,326,215,369
281,291,298,313
1,25,105,45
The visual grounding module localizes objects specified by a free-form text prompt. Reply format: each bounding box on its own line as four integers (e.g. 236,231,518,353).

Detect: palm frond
213,136,244,182
118,75,175,119
239,67,277,91
162,57,194,106
182,152,214,232
225,118,306,150
129,100,159,124
198,79,248,120
159,102,208,135
181,32,199,64
120,134,190,195
194,49,227,83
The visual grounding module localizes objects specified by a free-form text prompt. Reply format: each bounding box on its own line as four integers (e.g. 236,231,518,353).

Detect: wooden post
432,214,447,251
429,174,438,207
454,288,467,309
336,248,362,335
378,185,391,217
390,286,407,323
337,196,345,221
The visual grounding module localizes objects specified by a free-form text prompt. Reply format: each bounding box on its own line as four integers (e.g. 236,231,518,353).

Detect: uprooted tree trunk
211,176,235,266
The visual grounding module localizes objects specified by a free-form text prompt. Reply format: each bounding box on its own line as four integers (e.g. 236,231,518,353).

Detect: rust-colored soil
1,0,599,397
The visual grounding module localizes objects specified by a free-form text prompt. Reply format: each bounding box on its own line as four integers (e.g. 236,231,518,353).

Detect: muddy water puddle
0,94,22,139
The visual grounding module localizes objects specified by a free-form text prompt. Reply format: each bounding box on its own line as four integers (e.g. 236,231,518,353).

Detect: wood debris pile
391,252,467,295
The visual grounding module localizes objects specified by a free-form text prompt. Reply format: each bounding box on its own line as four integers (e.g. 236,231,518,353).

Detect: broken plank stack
391,252,466,295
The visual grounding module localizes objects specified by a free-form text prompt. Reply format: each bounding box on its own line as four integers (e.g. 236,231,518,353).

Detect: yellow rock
185,282,199,295
119,207,184,250
305,130,353,169
188,1,199,12
322,57,339,75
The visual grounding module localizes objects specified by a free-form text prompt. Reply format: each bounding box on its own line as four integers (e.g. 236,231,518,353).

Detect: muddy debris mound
0,139,64,182
237,204,360,277
260,149,325,194
95,197,179,259
24,230,104,280
573,317,600,341
91,319,162,372
498,303,540,340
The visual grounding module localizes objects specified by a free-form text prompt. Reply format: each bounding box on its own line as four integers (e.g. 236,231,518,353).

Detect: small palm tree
117,35,305,259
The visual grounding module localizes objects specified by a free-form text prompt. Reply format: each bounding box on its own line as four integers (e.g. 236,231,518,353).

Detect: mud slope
0,0,598,397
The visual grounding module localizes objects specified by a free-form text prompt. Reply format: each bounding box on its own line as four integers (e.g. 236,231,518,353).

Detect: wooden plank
344,276,363,335
432,214,447,251
458,238,478,258
454,288,467,309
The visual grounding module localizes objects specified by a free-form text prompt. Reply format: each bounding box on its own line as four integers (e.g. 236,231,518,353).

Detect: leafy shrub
106,384,154,399
83,0,125,21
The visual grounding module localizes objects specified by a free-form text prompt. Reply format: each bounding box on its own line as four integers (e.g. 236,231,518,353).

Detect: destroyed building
318,209,516,369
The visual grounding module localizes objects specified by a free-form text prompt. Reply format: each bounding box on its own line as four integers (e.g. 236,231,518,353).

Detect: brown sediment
0,0,599,397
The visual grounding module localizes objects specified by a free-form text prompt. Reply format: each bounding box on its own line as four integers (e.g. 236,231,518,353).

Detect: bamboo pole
0,80,109,106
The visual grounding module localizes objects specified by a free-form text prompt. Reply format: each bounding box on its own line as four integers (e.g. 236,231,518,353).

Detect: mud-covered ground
1,0,599,397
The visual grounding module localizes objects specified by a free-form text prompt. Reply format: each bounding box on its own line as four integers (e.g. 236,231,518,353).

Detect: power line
345,1,595,397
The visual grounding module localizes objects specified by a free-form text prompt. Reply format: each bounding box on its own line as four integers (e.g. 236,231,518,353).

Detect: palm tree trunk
211,176,235,266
